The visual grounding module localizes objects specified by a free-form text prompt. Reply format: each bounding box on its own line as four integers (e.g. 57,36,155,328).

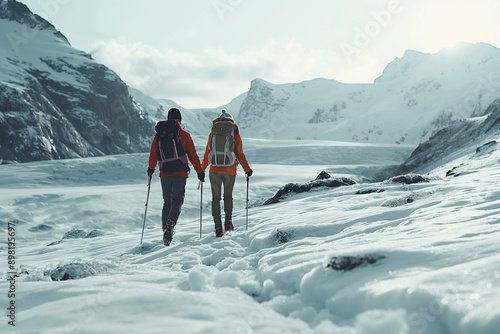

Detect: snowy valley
1,0,500,333
1,134,500,333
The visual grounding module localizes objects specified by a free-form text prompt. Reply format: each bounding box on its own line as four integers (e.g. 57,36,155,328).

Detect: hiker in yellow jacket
201,110,252,237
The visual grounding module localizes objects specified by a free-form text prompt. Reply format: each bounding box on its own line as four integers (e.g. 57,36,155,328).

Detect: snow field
1,140,499,333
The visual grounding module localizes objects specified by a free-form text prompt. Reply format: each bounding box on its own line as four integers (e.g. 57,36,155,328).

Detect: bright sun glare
417,0,498,52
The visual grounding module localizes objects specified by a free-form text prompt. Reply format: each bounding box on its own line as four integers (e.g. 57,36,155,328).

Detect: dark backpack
208,118,237,167
155,120,189,174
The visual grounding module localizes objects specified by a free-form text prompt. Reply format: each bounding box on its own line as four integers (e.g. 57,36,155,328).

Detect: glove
198,170,205,182
147,168,155,177
245,169,253,177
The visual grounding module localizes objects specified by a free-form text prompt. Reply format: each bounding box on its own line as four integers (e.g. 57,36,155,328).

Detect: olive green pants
209,172,236,226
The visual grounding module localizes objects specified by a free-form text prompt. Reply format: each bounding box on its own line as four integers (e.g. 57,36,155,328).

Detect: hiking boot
163,219,175,246
215,225,223,238
224,218,234,232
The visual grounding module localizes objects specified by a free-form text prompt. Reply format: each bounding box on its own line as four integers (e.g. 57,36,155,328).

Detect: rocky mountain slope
0,0,153,164
399,98,500,174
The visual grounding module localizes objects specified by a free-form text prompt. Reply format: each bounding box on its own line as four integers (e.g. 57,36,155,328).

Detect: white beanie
219,109,233,119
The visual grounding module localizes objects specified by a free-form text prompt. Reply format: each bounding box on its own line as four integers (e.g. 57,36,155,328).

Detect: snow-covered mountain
232,42,500,144
132,41,500,147
0,0,153,164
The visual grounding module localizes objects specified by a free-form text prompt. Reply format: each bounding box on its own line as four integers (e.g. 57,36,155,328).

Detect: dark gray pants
209,172,236,226
161,176,186,231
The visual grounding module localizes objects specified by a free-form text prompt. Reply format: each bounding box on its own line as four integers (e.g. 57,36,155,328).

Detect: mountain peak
0,0,69,44
375,42,500,83
250,78,273,88
0,0,30,20
374,49,430,83
438,41,499,54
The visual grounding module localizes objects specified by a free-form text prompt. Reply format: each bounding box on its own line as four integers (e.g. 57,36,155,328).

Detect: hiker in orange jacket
201,109,252,237
148,108,204,245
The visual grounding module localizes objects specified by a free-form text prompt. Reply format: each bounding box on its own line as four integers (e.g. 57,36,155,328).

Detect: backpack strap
210,133,218,165
158,134,179,163
223,126,235,164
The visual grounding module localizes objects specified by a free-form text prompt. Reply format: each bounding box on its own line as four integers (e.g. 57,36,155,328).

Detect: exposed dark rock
446,164,464,177
309,101,346,123
85,229,105,238
356,188,385,195
327,255,385,271
382,193,423,207
476,140,497,155
47,228,104,246
263,177,356,205
388,174,429,184
315,171,331,180
61,229,89,239
272,229,294,244
44,260,108,281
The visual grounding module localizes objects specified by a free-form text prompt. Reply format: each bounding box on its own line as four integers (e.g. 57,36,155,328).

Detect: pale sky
21,0,500,108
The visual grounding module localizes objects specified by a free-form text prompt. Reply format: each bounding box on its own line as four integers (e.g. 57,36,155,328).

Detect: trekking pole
199,180,203,239
140,175,152,245
246,175,249,230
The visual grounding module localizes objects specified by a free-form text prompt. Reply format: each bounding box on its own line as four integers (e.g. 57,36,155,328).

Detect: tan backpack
208,118,237,166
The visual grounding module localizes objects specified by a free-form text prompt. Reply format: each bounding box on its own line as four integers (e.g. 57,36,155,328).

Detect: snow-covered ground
1,138,500,334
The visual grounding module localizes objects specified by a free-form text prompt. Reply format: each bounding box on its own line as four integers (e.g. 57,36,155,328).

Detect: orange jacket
201,133,251,175
149,124,202,178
